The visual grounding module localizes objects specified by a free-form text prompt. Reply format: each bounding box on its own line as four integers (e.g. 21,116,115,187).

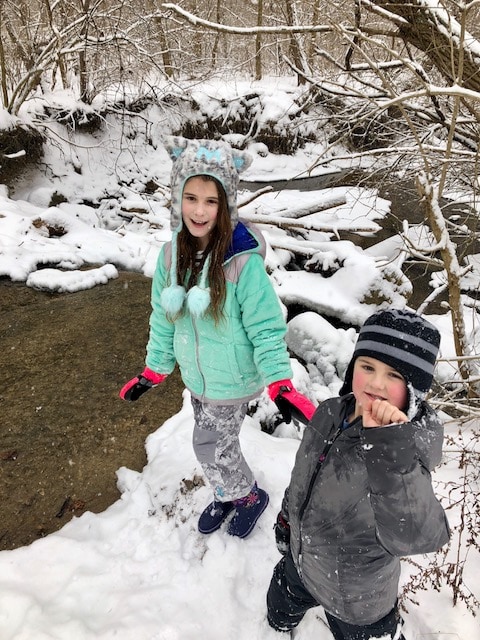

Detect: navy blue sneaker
227,484,269,539
198,500,234,534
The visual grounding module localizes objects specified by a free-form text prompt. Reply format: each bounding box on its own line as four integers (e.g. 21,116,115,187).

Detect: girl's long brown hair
176,175,232,323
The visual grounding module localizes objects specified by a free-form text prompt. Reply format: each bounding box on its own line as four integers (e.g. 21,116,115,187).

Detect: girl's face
351,356,408,419
181,176,219,250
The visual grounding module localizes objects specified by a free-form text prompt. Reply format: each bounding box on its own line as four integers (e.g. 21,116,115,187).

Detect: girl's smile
181,176,219,250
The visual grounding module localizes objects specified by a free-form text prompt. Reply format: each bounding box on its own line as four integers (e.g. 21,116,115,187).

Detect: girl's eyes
183,195,218,205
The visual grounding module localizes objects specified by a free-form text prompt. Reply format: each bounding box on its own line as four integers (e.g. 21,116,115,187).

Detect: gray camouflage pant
191,398,254,502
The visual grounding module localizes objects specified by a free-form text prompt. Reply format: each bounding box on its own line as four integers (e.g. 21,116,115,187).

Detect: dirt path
0,273,183,551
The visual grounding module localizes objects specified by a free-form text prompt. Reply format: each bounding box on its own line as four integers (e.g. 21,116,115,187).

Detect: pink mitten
268,379,316,425
120,367,167,401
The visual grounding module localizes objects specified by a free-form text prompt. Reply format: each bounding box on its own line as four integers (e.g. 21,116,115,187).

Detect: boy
266,309,450,639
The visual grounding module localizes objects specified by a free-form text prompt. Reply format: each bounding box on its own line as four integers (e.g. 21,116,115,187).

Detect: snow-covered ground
0,78,478,639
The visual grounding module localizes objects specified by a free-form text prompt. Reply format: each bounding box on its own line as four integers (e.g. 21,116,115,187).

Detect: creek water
242,171,480,315
1,273,184,551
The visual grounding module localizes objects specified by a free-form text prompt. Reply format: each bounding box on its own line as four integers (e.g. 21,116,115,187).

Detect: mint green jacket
146,222,293,404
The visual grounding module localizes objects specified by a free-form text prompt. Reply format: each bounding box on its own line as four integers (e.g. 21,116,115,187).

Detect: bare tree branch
162,3,333,35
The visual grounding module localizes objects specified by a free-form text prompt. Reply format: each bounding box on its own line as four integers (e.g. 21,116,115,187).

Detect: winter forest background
0,1,479,638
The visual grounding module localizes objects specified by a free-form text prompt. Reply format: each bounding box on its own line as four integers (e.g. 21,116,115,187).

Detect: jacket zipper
297,426,343,571
298,427,342,523
191,315,207,401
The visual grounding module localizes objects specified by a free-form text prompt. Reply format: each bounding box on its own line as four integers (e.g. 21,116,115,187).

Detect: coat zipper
190,315,207,400
297,425,344,572
298,426,342,523
296,408,361,571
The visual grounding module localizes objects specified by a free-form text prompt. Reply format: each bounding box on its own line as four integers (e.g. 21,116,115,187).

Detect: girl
120,137,315,539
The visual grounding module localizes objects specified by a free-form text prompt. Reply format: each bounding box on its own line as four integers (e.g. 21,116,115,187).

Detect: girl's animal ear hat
160,137,252,317
340,308,440,407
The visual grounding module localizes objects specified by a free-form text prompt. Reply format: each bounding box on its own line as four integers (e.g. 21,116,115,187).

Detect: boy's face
351,356,408,419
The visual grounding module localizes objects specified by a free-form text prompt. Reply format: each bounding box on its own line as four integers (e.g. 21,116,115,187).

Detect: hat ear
163,135,189,161
232,149,253,174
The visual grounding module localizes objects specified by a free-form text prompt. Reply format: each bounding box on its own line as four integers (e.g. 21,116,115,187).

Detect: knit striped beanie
340,309,441,399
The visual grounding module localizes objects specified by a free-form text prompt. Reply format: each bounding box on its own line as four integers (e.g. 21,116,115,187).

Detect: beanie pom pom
186,286,211,317
160,284,186,315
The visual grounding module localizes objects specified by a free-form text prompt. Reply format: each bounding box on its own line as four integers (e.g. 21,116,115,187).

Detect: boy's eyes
360,363,404,381
361,363,374,371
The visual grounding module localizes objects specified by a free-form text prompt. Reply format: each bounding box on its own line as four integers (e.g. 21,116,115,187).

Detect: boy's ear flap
163,135,189,161
232,149,253,173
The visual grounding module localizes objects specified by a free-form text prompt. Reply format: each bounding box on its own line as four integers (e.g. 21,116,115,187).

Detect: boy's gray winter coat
282,394,450,626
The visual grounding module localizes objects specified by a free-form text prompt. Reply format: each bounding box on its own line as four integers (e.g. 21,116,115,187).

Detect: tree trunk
147,0,173,79
157,18,174,79
210,0,222,69
255,0,263,81
78,0,91,104
416,172,480,396
372,0,480,93
285,0,306,85
0,9,9,107
308,0,320,61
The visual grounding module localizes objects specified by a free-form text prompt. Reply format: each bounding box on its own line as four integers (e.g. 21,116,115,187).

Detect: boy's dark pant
266,553,405,640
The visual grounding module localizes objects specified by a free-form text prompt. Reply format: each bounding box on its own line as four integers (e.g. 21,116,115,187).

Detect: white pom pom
186,286,211,317
160,285,186,314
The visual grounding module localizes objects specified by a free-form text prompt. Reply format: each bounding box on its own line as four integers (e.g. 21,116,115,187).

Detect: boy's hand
362,398,408,428
274,512,290,556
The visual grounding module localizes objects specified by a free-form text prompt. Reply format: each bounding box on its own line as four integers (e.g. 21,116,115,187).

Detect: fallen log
240,211,380,234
